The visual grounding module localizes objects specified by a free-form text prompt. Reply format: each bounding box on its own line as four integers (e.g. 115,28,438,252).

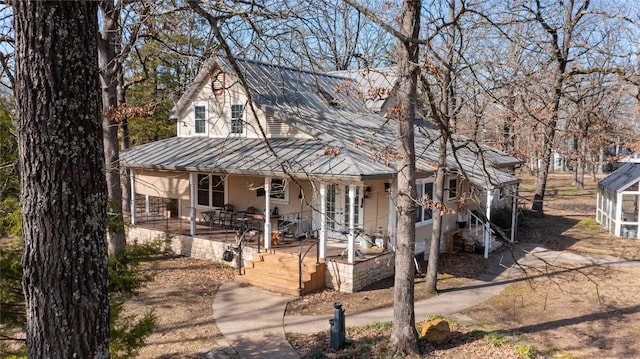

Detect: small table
201,208,220,225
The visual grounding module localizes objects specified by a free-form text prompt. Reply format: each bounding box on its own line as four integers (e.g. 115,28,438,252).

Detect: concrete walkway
211,243,637,358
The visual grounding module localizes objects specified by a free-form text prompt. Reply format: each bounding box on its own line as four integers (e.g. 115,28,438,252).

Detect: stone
420,319,452,345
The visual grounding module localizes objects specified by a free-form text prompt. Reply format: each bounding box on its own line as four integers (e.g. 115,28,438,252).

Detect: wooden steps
236,251,325,296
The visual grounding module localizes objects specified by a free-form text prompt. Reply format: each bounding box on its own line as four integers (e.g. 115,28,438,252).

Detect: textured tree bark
15,2,110,357
390,0,420,354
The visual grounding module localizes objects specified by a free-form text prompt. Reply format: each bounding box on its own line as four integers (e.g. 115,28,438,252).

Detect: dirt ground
124,173,640,358
122,256,237,358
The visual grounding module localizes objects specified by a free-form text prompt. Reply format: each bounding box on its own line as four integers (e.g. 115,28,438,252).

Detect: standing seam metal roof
126,56,521,187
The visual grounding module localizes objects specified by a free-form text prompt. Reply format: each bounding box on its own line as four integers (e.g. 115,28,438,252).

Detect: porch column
510,184,518,243
347,183,356,264
264,176,272,249
387,183,396,250
615,191,623,236
189,172,196,236
484,187,493,259
319,182,327,259
129,168,136,225
145,195,150,216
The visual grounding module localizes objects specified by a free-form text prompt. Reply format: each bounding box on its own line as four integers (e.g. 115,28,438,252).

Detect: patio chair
220,210,233,229
232,212,248,231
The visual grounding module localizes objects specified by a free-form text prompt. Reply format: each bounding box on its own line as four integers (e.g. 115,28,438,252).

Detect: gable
599,162,640,197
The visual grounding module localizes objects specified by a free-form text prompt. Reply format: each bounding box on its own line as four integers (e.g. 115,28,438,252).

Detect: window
270,178,288,203
447,178,458,200
416,179,434,224
197,174,225,207
194,105,206,134
230,104,244,134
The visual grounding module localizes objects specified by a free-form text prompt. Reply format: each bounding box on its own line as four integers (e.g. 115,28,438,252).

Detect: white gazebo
596,160,640,238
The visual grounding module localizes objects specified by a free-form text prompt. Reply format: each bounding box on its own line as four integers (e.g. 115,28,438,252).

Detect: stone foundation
127,226,394,293
324,251,395,293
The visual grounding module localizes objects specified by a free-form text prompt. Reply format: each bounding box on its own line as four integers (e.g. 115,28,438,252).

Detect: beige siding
135,170,190,199
176,73,313,140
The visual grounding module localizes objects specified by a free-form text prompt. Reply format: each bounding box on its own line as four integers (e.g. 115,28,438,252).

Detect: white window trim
447,177,458,201
416,178,434,226
229,102,246,135
195,173,226,209
193,102,208,136
269,177,288,204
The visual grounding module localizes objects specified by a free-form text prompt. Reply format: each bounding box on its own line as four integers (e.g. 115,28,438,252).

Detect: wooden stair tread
237,251,325,296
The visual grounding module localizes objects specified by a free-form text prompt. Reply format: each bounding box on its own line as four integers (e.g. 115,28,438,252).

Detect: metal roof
133,56,521,187
120,136,396,180
598,162,640,198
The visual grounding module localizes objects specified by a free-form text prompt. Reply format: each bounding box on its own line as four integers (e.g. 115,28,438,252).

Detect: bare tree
389,0,421,353
15,1,109,356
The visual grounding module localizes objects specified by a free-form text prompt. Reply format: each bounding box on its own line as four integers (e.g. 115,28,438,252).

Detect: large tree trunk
390,0,420,354
99,1,126,254
15,2,110,357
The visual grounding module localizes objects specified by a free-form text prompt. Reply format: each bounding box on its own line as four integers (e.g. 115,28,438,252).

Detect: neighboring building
120,55,522,292
597,159,640,238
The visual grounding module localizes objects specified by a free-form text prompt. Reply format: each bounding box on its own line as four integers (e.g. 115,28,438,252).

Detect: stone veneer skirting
324,252,395,293
126,226,395,293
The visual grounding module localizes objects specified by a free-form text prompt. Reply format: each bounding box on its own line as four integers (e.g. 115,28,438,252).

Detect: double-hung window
230,104,244,134
194,104,206,134
270,178,288,203
416,179,434,224
447,178,458,200
197,174,225,207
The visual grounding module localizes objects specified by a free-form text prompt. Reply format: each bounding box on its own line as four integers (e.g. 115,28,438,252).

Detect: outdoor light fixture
364,186,371,198
384,183,391,192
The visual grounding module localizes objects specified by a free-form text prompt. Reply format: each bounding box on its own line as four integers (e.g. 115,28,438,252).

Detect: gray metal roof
598,162,640,198
120,136,396,180
136,56,521,187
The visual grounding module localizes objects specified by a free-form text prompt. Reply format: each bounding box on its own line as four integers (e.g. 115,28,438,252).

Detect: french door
325,183,363,239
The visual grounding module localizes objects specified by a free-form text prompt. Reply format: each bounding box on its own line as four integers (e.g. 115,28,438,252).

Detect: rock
420,319,452,345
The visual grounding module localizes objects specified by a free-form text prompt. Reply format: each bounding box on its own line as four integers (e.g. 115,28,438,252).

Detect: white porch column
319,182,327,259
347,183,356,264
189,173,196,236
387,183,396,250
129,168,136,225
615,192,623,236
264,177,272,249
510,184,518,243
145,195,150,216
484,188,493,259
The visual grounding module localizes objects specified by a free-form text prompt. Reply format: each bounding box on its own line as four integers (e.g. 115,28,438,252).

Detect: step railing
297,231,319,296
230,227,261,275
468,211,496,258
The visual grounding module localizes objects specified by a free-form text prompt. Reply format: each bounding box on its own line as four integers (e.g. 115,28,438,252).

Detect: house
120,55,522,294
596,159,640,238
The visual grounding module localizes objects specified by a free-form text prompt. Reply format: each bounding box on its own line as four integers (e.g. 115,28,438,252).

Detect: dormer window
230,103,244,134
